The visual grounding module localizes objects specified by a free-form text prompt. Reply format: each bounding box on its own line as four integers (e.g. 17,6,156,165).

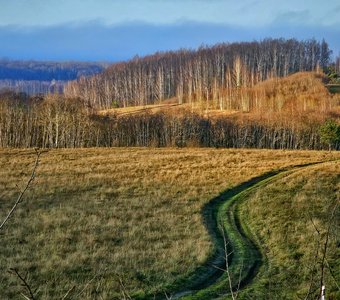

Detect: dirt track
171,161,330,299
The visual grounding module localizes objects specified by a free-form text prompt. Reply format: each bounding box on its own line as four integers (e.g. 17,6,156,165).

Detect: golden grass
96,72,340,123
98,102,185,117
0,148,339,299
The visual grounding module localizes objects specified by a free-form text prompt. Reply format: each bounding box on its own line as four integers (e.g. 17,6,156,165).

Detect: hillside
0,148,339,299
240,162,340,299
65,38,332,109
99,72,339,116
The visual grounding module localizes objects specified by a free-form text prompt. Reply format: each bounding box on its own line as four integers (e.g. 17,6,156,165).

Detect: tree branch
319,202,338,298
0,149,41,231
9,268,36,300
219,223,242,300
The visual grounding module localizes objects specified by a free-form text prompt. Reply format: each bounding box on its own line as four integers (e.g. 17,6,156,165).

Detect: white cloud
0,0,338,28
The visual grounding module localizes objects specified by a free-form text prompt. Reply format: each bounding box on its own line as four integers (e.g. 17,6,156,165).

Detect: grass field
0,148,339,299
240,162,340,299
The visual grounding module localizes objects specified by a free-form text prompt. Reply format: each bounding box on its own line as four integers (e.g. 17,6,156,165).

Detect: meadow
240,162,340,299
0,148,339,299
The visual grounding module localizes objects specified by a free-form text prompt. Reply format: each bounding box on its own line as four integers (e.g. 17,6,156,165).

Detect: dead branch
61,285,75,300
319,202,338,299
325,258,340,291
219,223,242,300
303,239,320,300
118,276,132,300
75,270,105,298
9,268,36,300
304,202,339,300
0,149,41,231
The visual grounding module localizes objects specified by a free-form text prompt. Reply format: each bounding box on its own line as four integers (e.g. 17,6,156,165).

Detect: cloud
274,10,311,25
0,20,339,61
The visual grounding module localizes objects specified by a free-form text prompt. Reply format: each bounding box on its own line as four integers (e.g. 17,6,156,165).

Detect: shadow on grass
170,160,327,299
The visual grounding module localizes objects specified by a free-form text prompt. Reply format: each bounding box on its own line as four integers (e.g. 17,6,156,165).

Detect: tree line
0,79,65,95
0,93,338,150
0,60,106,81
65,38,332,109
0,60,107,95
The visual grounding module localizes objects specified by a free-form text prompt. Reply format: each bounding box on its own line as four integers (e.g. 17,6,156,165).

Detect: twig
235,260,243,300
303,239,320,300
118,276,132,300
220,224,237,300
75,272,100,298
61,285,76,300
325,257,340,291
0,149,41,231
309,215,321,236
20,293,31,300
319,202,338,298
9,268,36,300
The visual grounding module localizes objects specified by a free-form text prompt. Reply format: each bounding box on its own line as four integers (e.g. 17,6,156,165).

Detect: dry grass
0,148,339,299
98,102,185,117
254,72,332,110
96,72,340,123
240,161,340,299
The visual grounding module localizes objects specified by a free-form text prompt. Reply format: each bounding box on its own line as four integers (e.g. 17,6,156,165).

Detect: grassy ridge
0,148,339,299
240,162,340,299
181,162,339,299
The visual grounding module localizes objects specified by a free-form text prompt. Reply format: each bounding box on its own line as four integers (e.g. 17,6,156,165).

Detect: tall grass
240,162,340,299
0,148,338,299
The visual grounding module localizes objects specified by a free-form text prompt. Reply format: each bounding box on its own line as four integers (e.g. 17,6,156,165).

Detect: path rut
170,161,327,299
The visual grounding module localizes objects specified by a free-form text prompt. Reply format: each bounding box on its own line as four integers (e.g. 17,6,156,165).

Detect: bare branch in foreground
61,285,76,300
219,223,242,300
0,149,41,231
319,202,338,299
9,268,36,300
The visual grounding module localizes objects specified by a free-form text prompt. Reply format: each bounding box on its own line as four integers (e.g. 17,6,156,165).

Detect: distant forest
0,60,106,94
65,38,333,109
1,72,339,150
0,60,106,81
0,94,336,150
0,39,339,150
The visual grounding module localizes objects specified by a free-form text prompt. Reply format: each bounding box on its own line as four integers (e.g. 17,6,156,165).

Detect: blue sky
1,0,339,61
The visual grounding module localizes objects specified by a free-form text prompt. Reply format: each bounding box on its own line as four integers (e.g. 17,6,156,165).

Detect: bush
319,119,340,150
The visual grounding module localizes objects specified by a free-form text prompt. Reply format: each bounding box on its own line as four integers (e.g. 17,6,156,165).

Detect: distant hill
65,38,332,109
0,60,107,94
98,72,338,116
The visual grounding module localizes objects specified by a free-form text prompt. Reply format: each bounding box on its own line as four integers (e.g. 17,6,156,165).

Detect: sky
0,0,339,62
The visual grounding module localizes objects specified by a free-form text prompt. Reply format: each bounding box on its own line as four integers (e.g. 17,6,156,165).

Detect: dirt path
170,161,328,300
